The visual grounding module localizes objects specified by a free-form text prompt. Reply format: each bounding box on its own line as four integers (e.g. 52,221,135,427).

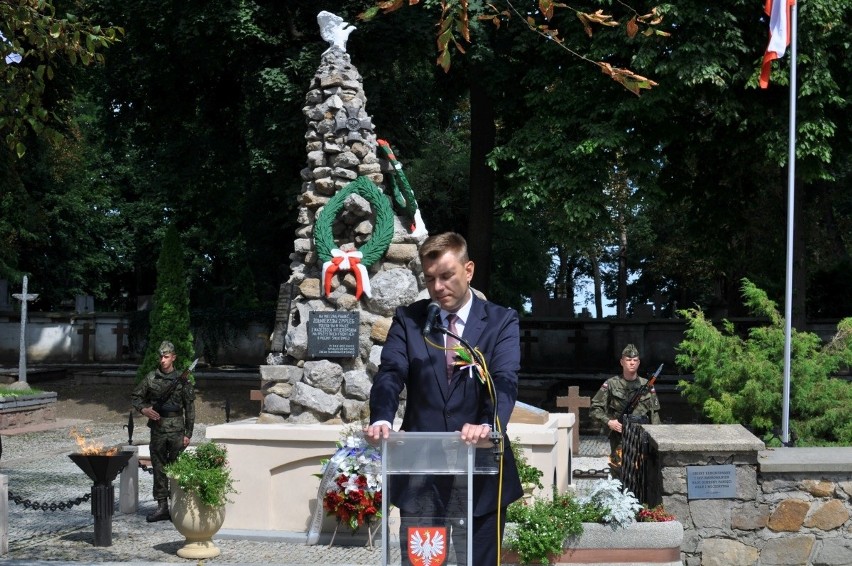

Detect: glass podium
380,431,498,566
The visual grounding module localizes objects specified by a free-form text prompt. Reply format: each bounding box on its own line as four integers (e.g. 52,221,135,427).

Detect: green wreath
314,176,394,266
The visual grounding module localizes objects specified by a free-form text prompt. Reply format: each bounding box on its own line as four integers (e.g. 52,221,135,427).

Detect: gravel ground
0,377,609,564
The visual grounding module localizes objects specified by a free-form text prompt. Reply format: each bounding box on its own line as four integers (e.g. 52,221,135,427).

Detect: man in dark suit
366,232,523,565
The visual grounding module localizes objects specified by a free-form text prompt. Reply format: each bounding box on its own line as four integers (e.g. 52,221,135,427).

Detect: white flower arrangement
577,477,643,530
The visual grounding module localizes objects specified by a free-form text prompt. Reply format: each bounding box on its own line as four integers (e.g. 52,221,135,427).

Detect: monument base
205,412,573,538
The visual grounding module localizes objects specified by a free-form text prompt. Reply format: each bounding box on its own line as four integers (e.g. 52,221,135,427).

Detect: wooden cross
112,322,128,359
77,322,96,362
556,386,591,455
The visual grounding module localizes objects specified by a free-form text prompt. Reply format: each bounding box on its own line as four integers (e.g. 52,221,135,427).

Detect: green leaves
0,0,123,156
676,278,852,446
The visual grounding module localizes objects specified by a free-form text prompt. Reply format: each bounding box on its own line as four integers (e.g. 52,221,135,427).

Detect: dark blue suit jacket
369,293,523,516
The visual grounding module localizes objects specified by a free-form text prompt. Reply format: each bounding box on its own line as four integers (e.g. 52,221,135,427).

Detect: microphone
421,302,441,336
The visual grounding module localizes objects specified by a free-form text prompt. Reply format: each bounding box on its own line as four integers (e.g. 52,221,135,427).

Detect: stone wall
0,314,269,365
643,424,852,566
0,392,57,430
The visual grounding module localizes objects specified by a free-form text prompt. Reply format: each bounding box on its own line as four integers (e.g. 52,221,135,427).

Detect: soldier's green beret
158,341,175,355
621,344,640,358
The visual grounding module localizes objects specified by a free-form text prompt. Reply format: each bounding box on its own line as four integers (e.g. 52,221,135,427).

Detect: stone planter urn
169,484,227,559
503,520,683,565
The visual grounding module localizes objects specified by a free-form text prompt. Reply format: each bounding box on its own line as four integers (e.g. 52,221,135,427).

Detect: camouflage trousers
150,430,186,501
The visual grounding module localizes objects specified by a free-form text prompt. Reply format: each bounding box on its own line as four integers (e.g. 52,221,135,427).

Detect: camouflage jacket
131,367,195,437
589,374,661,431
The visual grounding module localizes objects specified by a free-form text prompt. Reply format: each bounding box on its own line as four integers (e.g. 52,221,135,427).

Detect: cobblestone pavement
1,421,609,565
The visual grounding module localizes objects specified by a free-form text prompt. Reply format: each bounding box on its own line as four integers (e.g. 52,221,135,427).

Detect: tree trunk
617,221,628,318
467,81,496,294
591,254,603,318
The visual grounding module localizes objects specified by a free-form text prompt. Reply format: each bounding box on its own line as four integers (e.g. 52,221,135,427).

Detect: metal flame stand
68,451,134,546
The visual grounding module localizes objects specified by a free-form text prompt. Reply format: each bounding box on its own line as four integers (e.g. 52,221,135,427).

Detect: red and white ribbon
321,248,372,299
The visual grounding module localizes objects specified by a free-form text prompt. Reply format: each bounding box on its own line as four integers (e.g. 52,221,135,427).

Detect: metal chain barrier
5,456,150,511
621,420,649,502
572,467,611,479
7,490,91,512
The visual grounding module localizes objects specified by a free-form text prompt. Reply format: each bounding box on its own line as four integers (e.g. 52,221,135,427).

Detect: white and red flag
760,0,796,88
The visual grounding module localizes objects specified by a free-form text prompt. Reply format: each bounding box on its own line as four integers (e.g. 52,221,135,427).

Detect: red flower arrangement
323,473,383,531
319,430,382,544
637,504,676,522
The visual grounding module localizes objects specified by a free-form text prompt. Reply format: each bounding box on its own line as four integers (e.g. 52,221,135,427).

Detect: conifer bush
676,278,852,446
135,225,195,381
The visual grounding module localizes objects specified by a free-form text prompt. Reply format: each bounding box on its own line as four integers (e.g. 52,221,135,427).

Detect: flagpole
781,2,798,445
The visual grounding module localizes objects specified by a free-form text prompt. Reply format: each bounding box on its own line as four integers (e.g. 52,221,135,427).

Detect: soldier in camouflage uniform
589,344,660,480
131,340,195,522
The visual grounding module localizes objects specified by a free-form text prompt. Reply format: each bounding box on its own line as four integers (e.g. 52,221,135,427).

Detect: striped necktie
446,314,459,381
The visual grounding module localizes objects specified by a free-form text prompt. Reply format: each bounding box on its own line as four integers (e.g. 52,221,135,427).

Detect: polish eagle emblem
408,526,447,566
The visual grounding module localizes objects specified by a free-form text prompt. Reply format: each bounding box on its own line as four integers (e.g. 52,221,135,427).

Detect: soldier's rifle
620,363,663,424
152,358,198,412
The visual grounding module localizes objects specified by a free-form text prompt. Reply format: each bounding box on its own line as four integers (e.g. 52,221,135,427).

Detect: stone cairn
258,45,427,425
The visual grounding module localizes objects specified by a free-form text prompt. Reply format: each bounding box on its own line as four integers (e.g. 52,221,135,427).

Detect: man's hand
608,418,622,433
460,423,492,446
364,422,392,445
141,407,160,421
182,435,190,448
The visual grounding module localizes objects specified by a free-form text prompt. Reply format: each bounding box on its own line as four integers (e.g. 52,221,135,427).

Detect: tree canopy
1,0,849,323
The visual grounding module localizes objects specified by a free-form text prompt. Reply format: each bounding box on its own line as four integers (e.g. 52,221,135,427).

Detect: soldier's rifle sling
153,365,193,410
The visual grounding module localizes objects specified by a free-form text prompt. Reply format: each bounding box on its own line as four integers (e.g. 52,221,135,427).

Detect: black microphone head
422,301,441,336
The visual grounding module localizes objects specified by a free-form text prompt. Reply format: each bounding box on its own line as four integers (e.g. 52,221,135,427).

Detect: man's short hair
419,232,469,263
158,341,176,356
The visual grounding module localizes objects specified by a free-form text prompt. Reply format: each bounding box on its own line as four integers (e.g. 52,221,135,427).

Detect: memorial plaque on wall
307,311,360,358
687,464,737,499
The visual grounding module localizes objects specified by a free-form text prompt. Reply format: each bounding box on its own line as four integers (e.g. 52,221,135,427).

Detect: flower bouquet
318,428,382,547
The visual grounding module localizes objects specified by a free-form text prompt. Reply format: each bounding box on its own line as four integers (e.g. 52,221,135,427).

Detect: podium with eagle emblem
381,432,498,566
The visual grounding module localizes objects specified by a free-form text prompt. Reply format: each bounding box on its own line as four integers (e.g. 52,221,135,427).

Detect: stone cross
112,321,128,359
77,322,96,362
556,386,591,455
11,275,39,384
520,329,539,362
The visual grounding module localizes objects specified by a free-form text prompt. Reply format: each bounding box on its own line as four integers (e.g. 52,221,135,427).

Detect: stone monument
259,12,427,425
204,15,572,537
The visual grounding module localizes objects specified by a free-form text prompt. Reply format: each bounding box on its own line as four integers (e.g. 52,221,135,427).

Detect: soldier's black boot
146,499,171,522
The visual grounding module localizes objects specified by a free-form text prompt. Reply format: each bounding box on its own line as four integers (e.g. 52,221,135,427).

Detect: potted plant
503,478,681,565
164,441,237,559
505,491,583,565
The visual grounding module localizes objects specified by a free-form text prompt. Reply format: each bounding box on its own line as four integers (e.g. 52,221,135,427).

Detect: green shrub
164,441,237,508
0,386,43,398
506,491,582,565
511,438,544,489
676,278,852,446
505,478,669,565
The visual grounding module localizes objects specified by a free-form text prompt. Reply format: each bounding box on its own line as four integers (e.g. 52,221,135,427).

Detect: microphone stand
434,323,504,461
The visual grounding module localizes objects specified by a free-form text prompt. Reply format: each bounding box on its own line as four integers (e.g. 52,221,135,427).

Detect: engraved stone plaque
687,464,737,499
307,311,359,358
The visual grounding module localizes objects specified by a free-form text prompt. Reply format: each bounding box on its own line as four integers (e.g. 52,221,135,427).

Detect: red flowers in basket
320,431,383,534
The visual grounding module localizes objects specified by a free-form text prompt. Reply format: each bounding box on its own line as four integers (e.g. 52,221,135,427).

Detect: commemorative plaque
687,464,737,499
307,311,360,358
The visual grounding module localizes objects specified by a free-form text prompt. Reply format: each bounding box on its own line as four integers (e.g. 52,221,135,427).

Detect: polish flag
759,0,796,88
